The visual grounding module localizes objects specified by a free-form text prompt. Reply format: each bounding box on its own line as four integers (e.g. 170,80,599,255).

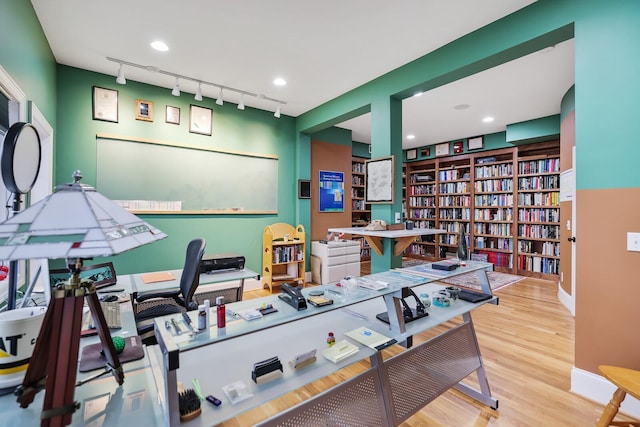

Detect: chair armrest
135,289,180,303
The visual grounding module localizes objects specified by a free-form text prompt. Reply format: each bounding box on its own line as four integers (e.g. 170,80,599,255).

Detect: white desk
328,226,445,256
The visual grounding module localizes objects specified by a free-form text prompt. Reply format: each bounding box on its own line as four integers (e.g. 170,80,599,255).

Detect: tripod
14,259,124,427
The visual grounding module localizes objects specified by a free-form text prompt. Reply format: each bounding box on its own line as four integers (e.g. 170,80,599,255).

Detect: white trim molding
572,366,640,419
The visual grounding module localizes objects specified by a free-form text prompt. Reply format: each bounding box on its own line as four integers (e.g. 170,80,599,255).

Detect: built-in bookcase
351,157,371,261
404,141,560,280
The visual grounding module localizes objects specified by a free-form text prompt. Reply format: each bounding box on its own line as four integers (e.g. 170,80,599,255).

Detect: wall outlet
627,232,640,252
395,212,401,224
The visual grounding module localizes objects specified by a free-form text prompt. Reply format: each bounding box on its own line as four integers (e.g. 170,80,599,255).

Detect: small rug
436,271,524,292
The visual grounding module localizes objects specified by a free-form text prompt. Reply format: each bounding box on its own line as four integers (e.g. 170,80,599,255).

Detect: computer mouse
100,294,119,302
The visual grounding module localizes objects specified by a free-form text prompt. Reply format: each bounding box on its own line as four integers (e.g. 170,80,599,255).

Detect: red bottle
216,296,226,328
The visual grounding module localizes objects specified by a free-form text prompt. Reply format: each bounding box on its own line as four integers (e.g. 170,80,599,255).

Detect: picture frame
165,105,180,125
189,104,212,135
420,147,430,157
468,136,484,150
135,99,154,122
435,142,449,157
92,86,118,123
365,155,394,204
406,148,417,160
453,141,464,154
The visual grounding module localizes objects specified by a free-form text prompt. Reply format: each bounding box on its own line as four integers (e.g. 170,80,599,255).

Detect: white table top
328,226,445,238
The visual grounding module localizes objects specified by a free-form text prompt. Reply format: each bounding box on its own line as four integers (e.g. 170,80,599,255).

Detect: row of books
408,184,436,195
518,207,560,223
351,176,364,185
518,158,560,175
438,169,469,181
474,193,514,207
352,200,367,210
410,173,434,183
474,163,513,177
474,178,513,193
408,196,436,207
271,245,304,264
438,208,471,220
352,163,365,173
518,240,560,256
477,250,513,268
474,222,512,236
517,255,559,274
518,175,559,190
518,224,561,239
408,209,436,219
517,192,559,206
474,207,513,221
439,181,470,193
475,236,513,251
438,195,471,206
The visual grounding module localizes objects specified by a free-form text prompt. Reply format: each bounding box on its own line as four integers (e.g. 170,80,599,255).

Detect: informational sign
319,170,344,212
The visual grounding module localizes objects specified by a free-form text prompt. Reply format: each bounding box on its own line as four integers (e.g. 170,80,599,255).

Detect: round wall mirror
1,122,41,194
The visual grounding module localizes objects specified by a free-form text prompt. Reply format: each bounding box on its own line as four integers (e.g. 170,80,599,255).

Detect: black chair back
180,238,206,310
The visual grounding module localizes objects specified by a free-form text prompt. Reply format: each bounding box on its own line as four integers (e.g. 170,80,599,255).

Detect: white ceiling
30,0,574,149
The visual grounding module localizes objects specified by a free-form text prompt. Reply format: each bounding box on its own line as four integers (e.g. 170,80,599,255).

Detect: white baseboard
557,283,575,316
572,366,640,419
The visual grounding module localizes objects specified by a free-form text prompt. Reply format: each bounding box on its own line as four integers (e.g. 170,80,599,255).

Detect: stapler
278,283,307,311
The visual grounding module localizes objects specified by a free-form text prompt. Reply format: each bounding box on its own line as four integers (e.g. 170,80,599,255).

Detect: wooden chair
597,365,640,427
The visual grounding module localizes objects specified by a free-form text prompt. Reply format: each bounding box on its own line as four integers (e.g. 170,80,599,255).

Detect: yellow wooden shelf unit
262,223,306,293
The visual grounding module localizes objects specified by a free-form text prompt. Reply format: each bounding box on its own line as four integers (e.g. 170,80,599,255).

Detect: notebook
345,327,397,351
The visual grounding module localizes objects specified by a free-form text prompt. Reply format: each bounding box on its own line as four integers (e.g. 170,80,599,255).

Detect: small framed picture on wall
468,136,484,150
189,104,213,135
165,105,180,125
135,99,154,122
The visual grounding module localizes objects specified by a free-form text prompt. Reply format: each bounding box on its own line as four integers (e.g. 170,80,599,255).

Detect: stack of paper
345,327,397,351
322,340,359,363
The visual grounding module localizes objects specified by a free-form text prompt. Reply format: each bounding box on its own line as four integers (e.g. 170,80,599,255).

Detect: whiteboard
96,136,278,213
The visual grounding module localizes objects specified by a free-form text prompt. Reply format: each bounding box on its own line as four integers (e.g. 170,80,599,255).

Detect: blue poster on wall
319,170,344,212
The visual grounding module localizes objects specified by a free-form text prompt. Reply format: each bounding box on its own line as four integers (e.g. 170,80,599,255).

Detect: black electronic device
199,253,245,273
431,260,460,271
278,283,307,311
376,288,428,325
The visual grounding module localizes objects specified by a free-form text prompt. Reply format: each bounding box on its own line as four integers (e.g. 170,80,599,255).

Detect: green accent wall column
295,131,311,270
370,96,404,273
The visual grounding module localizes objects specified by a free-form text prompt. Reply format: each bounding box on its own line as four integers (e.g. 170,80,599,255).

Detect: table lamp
0,168,166,426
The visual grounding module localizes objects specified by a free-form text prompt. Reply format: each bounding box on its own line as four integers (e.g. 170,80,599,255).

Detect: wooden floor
222,276,626,427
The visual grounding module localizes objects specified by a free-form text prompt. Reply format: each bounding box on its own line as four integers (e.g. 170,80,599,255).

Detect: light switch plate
395,212,401,224
627,232,640,252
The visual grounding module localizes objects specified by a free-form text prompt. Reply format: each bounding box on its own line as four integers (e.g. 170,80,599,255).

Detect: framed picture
319,171,344,212
406,149,417,160
365,155,394,204
468,136,484,150
92,86,118,123
135,99,154,122
435,142,449,157
420,147,430,157
453,141,464,154
165,105,180,125
189,104,212,135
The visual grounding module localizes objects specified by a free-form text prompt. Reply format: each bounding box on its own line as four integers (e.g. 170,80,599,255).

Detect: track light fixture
106,57,286,113
116,63,126,85
216,88,224,106
171,77,181,97
274,104,281,118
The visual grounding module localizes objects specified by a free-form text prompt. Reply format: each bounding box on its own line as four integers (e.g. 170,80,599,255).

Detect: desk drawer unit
311,240,361,285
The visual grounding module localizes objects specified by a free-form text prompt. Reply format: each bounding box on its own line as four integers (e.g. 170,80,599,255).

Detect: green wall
54,65,298,274
0,0,57,126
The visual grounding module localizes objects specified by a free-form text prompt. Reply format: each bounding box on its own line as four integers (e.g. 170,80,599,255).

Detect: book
322,340,359,363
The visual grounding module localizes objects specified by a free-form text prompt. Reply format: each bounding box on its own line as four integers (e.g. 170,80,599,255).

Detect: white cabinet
311,240,361,285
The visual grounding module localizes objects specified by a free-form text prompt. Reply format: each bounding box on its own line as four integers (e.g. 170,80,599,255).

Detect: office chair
134,238,206,345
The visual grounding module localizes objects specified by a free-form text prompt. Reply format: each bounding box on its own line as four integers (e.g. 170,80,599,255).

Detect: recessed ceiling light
407,134,416,140
273,77,287,86
413,92,423,97
151,41,169,51
482,116,495,123
454,104,470,110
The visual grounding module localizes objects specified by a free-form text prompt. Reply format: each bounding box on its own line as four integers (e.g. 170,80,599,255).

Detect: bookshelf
404,141,560,280
472,149,515,273
406,161,438,258
262,223,306,293
515,144,560,279
437,156,472,259
351,157,371,261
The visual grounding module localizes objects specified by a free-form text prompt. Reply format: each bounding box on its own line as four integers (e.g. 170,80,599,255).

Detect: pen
171,318,182,335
